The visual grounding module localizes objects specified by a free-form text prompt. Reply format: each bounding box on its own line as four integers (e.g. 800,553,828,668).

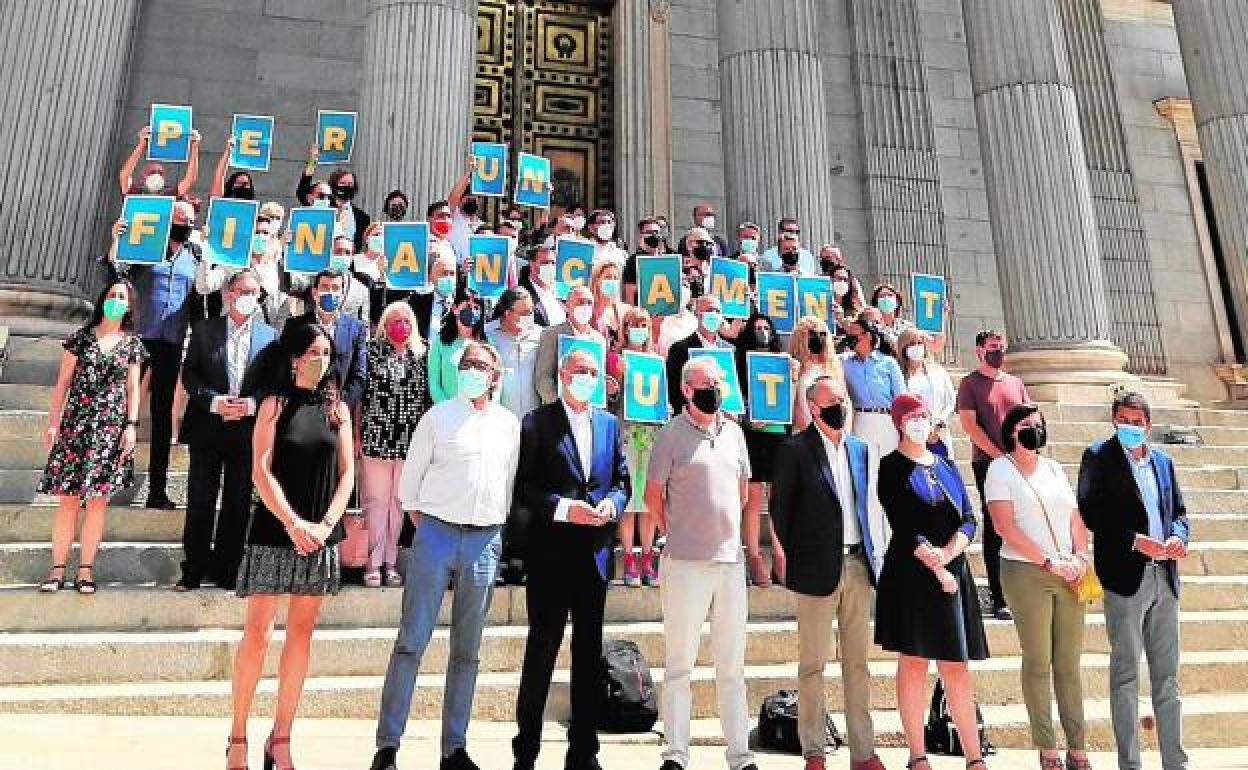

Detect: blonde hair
789,315,844,380
376,301,426,356
895,326,930,378
620,306,655,353
589,259,621,298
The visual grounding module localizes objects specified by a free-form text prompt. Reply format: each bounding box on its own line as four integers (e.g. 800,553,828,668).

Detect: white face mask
594,223,615,241
516,313,535,331
905,344,926,361
570,215,587,231
904,417,933,445
700,215,716,231
537,262,556,286
143,173,165,193
233,293,258,317
832,280,850,297
571,303,593,327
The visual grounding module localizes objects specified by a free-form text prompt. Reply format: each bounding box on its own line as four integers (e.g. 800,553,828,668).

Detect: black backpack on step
598,639,658,732
924,678,995,756
757,689,844,754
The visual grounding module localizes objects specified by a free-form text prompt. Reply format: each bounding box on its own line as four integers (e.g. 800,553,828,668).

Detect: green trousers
1001,558,1089,750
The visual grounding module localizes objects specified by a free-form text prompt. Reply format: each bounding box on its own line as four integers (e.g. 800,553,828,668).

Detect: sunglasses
314,193,333,201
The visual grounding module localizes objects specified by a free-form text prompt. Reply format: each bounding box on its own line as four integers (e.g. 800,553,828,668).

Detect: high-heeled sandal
74,564,97,595
906,758,931,769
39,565,66,593
1065,754,1092,770
1041,755,1064,769
264,734,294,770
967,760,988,769
226,735,248,770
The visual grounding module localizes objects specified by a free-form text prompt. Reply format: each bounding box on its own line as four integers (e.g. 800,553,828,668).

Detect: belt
854,407,890,414
846,544,863,555
420,512,499,532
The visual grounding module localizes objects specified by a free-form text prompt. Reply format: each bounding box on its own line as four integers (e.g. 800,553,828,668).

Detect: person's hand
1163,536,1188,560
284,517,319,555
747,550,771,587
606,375,620,396
120,425,137,458
282,230,292,246
1135,534,1168,560
138,126,151,143
933,545,952,567
567,502,607,527
306,521,333,547
935,568,958,594
771,546,787,585
112,218,128,240
467,153,478,173
189,129,202,146
364,222,383,240
42,421,59,451
915,541,943,570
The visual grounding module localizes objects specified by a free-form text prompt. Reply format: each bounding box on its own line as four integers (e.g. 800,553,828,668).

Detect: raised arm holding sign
316,110,357,164
471,142,508,197
514,153,552,209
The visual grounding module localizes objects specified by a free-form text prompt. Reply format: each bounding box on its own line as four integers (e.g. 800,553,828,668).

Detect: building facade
0,0,1244,401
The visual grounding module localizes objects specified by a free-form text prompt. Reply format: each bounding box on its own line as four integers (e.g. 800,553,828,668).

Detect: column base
0,286,92,339
1007,344,1132,387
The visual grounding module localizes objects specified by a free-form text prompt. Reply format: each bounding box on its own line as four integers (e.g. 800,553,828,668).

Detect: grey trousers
1103,564,1188,770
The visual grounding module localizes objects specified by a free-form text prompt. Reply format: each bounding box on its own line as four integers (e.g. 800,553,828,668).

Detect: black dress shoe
659,761,684,770
441,749,480,770
993,603,1014,621
173,577,200,592
145,494,178,510
566,758,603,770
370,747,397,770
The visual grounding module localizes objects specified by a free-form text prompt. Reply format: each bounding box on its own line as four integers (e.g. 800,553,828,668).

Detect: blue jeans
375,515,502,756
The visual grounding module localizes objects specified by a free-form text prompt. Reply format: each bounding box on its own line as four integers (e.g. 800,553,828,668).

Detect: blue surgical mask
329,254,351,272
627,326,650,347
739,238,758,254
317,292,342,313
600,278,620,298
312,197,332,209
877,295,899,314
567,372,599,403
701,310,723,334
251,233,268,254
367,234,384,253
1116,423,1148,450
457,367,491,400
435,275,455,297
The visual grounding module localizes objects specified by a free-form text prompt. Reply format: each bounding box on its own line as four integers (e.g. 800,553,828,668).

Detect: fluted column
0,0,141,334
357,0,478,215
717,0,835,246
614,0,674,233
963,0,1127,384
1173,1,1248,362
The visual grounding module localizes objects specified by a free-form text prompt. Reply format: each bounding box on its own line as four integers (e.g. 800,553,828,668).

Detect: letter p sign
147,104,193,163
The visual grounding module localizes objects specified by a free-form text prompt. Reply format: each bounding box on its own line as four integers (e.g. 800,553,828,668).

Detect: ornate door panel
474,0,614,218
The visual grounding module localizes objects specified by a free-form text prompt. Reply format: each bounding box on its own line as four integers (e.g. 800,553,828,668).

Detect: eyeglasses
782,228,801,235
641,229,661,237
459,359,494,372
809,330,828,338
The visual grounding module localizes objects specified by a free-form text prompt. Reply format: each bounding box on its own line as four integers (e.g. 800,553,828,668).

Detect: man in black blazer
770,376,889,770
407,247,460,340
1077,391,1190,770
177,270,277,590
289,268,368,408
665,294,732,413
511,348,630,770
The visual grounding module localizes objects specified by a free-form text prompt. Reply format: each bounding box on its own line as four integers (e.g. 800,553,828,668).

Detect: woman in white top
895,327,956,460
984,403,1092,770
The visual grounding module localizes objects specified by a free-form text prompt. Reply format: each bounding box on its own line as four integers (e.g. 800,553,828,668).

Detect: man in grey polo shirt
644,356,758,770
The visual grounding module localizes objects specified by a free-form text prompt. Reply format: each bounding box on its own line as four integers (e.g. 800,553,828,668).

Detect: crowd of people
34,131,1194,770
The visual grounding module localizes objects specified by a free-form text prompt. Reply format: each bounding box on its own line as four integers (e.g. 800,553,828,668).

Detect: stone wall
1105,14,1226,400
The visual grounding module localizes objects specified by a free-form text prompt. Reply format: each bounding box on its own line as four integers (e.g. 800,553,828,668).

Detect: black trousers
972,458,1005,606
183,426,253,586
513,562,608,766
141,338,182,497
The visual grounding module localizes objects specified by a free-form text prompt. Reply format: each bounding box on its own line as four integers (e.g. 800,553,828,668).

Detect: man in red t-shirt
957,329,1030,620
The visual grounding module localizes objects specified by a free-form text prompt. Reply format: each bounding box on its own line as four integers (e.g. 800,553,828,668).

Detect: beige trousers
796,556,876,761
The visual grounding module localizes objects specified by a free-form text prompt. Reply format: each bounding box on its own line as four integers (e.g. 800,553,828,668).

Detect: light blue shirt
840,351,905,410
1123,444,1165,541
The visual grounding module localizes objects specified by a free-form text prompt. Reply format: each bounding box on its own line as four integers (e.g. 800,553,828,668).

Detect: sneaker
622,552,640,586
441,749,480,770
384,567,403,588
364,570,383,588
640,551,659,587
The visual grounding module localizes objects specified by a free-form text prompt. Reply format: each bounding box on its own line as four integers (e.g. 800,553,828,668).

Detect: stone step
1024,380,1196,408
0,337,70,386
1038,421,1248,446
0,470,189,507
6,576,1248,636
4,609,1245,687
7,535,1248,585
2,440,189,472
953,460,1247,491
0,649,1242,721
1034,401,1248,428
1040,441,1248,466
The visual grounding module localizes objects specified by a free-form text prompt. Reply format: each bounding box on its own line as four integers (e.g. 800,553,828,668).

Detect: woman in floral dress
38,279,146,594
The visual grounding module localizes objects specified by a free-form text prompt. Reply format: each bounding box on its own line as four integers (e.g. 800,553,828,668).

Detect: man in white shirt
372,341,521,770
769,376,889,770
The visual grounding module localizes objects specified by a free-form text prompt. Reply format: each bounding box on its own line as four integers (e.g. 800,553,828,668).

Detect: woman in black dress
875,393,990,770
226,322,354,770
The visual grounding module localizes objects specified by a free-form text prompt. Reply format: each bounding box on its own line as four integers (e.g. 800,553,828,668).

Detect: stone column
717,0,835,247
356,0,478,215
614,0,675,233
0,0,141,335
963,0,1128,384
1172,1,1248,362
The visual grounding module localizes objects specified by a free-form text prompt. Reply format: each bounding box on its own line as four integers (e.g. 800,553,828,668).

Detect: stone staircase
1,333,1247,749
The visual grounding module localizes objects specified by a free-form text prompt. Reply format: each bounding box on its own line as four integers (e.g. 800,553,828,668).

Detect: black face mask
781,251,800,266
693,244,711,260
230,186,254,200
457,306,480,327
690,385,722,414
1018,425,1047,451
755,329,771,349
820,259,837,274
688,275,705,298
462,200,480,217
386,205,407,221
818,403,847,430
984,350,1006,369
169,223,192,243
807,334,826,355
643,233,661,250
334,185,356,201
842,334,858,350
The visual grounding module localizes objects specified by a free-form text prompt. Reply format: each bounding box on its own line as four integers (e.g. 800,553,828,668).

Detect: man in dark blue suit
177,270,277,590
511,348,630,770
290,268,368,408
1077,391,1190,770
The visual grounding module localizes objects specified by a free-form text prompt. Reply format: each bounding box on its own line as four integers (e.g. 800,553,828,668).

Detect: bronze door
474,0,614,220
